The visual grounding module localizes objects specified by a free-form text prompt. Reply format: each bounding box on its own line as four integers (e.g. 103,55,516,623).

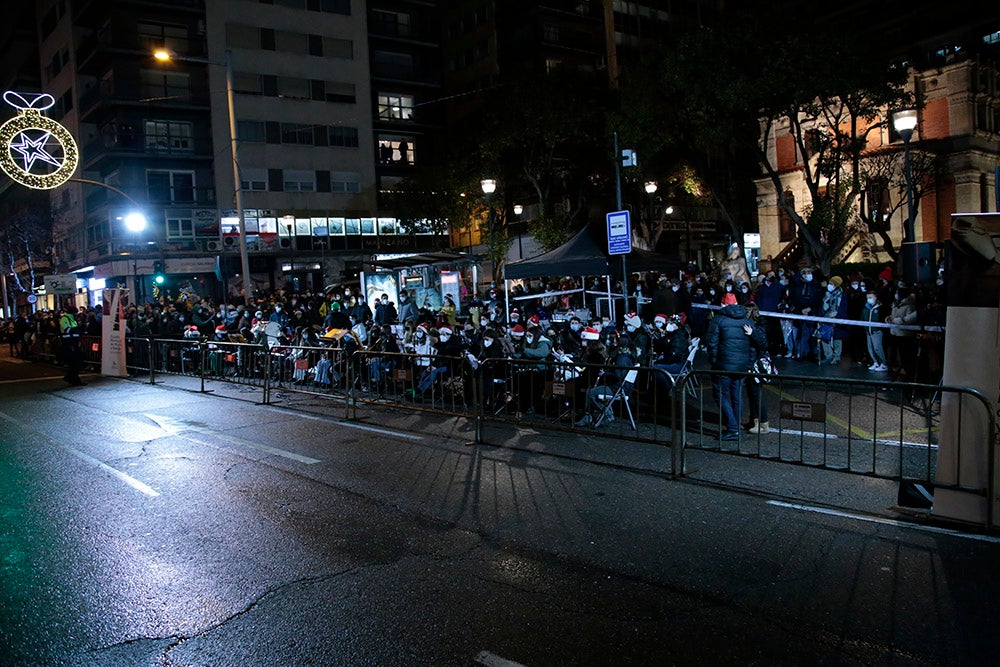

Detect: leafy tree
615,16,917,274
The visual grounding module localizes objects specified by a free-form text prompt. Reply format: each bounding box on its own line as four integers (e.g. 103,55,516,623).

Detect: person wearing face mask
720,279,738,306
817,276,848,365
885,287,918,379
861,290,888,372
348,295,372,328
755,271,785,356
623,312,651,366
791,267,822,360
705,297,767,440
411,324,465,399
651,314,690,395
373,292,398,328
513,323,552,415
269,302,289,330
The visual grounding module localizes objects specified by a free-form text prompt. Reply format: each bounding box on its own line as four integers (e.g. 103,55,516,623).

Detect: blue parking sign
607,210,631,255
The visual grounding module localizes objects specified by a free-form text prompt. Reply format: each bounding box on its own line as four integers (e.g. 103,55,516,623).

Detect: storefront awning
372,250,475,270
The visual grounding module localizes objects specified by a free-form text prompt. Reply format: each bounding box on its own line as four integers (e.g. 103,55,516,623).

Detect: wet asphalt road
2,354,1000,666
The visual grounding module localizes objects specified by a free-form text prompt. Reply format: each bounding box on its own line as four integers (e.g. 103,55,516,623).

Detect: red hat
582,326,601,340
527,314,540,326
653,313,668,326
510,324,524,338
215,324,227,332
438,326,452,335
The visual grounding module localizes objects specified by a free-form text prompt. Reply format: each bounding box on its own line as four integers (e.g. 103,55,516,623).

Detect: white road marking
767,500,1000,544
474,651,527,667
770,428,936,449
181,431,321,465
267,406,424,441
144,413,321,464
0,409,160,498
64,446,160,497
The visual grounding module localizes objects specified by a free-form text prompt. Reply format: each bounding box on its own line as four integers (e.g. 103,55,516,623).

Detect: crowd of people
3,258,948,429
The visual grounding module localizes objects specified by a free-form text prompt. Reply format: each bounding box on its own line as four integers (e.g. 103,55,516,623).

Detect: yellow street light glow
153,50,172,61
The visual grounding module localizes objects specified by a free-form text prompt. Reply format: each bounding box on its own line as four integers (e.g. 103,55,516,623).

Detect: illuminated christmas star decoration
0,91,78,190
9,131,63,173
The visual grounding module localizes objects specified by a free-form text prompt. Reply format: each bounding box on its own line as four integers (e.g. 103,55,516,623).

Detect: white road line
144,413,322,464
0,409,159,498
767,500,1000,544
267,407,424,441
770,428,936,449
474,651,527,667
181,432,321,465
64,446,160,497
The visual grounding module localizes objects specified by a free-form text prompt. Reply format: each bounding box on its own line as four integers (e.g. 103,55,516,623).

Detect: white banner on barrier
101,288,128,378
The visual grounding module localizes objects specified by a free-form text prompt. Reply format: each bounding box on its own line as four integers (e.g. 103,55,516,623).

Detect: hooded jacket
705,304,766,372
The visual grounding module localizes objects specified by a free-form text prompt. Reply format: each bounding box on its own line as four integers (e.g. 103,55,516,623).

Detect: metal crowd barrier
113,337,996,529
674,369,995,525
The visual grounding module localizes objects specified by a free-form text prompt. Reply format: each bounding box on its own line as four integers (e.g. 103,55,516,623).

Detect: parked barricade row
674,368,994,517
86,337,1000,528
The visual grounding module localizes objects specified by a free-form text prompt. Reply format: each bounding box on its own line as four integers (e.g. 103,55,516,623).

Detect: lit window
377,93,414,120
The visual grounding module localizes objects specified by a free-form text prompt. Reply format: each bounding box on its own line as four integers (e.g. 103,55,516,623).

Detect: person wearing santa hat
623,311,650,366
412,324,465,398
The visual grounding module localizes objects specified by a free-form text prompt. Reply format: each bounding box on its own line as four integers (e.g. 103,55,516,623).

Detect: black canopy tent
504,226,610,280
503,222,683,321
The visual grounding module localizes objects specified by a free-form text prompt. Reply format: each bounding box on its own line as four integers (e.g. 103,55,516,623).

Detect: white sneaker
868,363,879,370
874,364,888,372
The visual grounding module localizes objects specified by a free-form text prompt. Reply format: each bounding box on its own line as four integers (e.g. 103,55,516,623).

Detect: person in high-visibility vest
59,306,86,386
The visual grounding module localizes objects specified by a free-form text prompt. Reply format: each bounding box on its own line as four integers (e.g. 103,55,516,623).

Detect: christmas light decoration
0,91,78,189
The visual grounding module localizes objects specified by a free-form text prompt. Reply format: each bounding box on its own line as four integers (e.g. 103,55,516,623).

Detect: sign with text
44,274,77,294
779,400,827,423
606,210,631,255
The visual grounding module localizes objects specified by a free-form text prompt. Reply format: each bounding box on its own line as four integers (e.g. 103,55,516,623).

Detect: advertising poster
363,272,399,315
934,213,1000,525
101,288,128,377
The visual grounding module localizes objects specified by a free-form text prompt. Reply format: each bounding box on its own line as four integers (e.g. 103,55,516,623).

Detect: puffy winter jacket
705,304,766,373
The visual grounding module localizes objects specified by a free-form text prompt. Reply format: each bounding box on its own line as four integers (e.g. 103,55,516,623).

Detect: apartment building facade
19,0,446,310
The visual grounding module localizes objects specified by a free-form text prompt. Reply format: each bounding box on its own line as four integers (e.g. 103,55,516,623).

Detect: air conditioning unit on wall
205,240,222,252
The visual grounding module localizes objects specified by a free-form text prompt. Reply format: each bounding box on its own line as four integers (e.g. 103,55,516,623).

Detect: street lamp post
892,109,919,283
123,212,147,303
513,203,523,259
154,48,252,306
481,178,496,281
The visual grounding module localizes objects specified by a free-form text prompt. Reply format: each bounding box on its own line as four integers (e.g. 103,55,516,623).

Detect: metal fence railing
51,336,998,530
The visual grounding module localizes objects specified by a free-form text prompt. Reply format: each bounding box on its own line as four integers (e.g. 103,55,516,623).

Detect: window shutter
316,170,330,192
268,169,284,192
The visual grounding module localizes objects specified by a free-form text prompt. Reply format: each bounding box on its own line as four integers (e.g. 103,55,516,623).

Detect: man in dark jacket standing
705,303,766,440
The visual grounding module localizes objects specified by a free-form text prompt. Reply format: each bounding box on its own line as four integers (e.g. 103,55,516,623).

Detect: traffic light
153,260,166,285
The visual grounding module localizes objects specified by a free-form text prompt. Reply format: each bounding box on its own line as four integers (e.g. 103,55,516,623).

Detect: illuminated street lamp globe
124,211,147,233
644,181,658,194
480,178,497,195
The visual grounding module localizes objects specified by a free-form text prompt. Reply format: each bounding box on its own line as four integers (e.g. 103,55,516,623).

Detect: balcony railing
79,79,210,116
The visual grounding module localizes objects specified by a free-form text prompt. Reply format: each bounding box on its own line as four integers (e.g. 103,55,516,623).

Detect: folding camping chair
592,365,640,430
658,337,701,399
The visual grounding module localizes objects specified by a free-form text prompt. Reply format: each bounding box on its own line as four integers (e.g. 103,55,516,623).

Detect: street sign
606,210,632,255
780,400,827,423
26,294,37,304
44,274,77,294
